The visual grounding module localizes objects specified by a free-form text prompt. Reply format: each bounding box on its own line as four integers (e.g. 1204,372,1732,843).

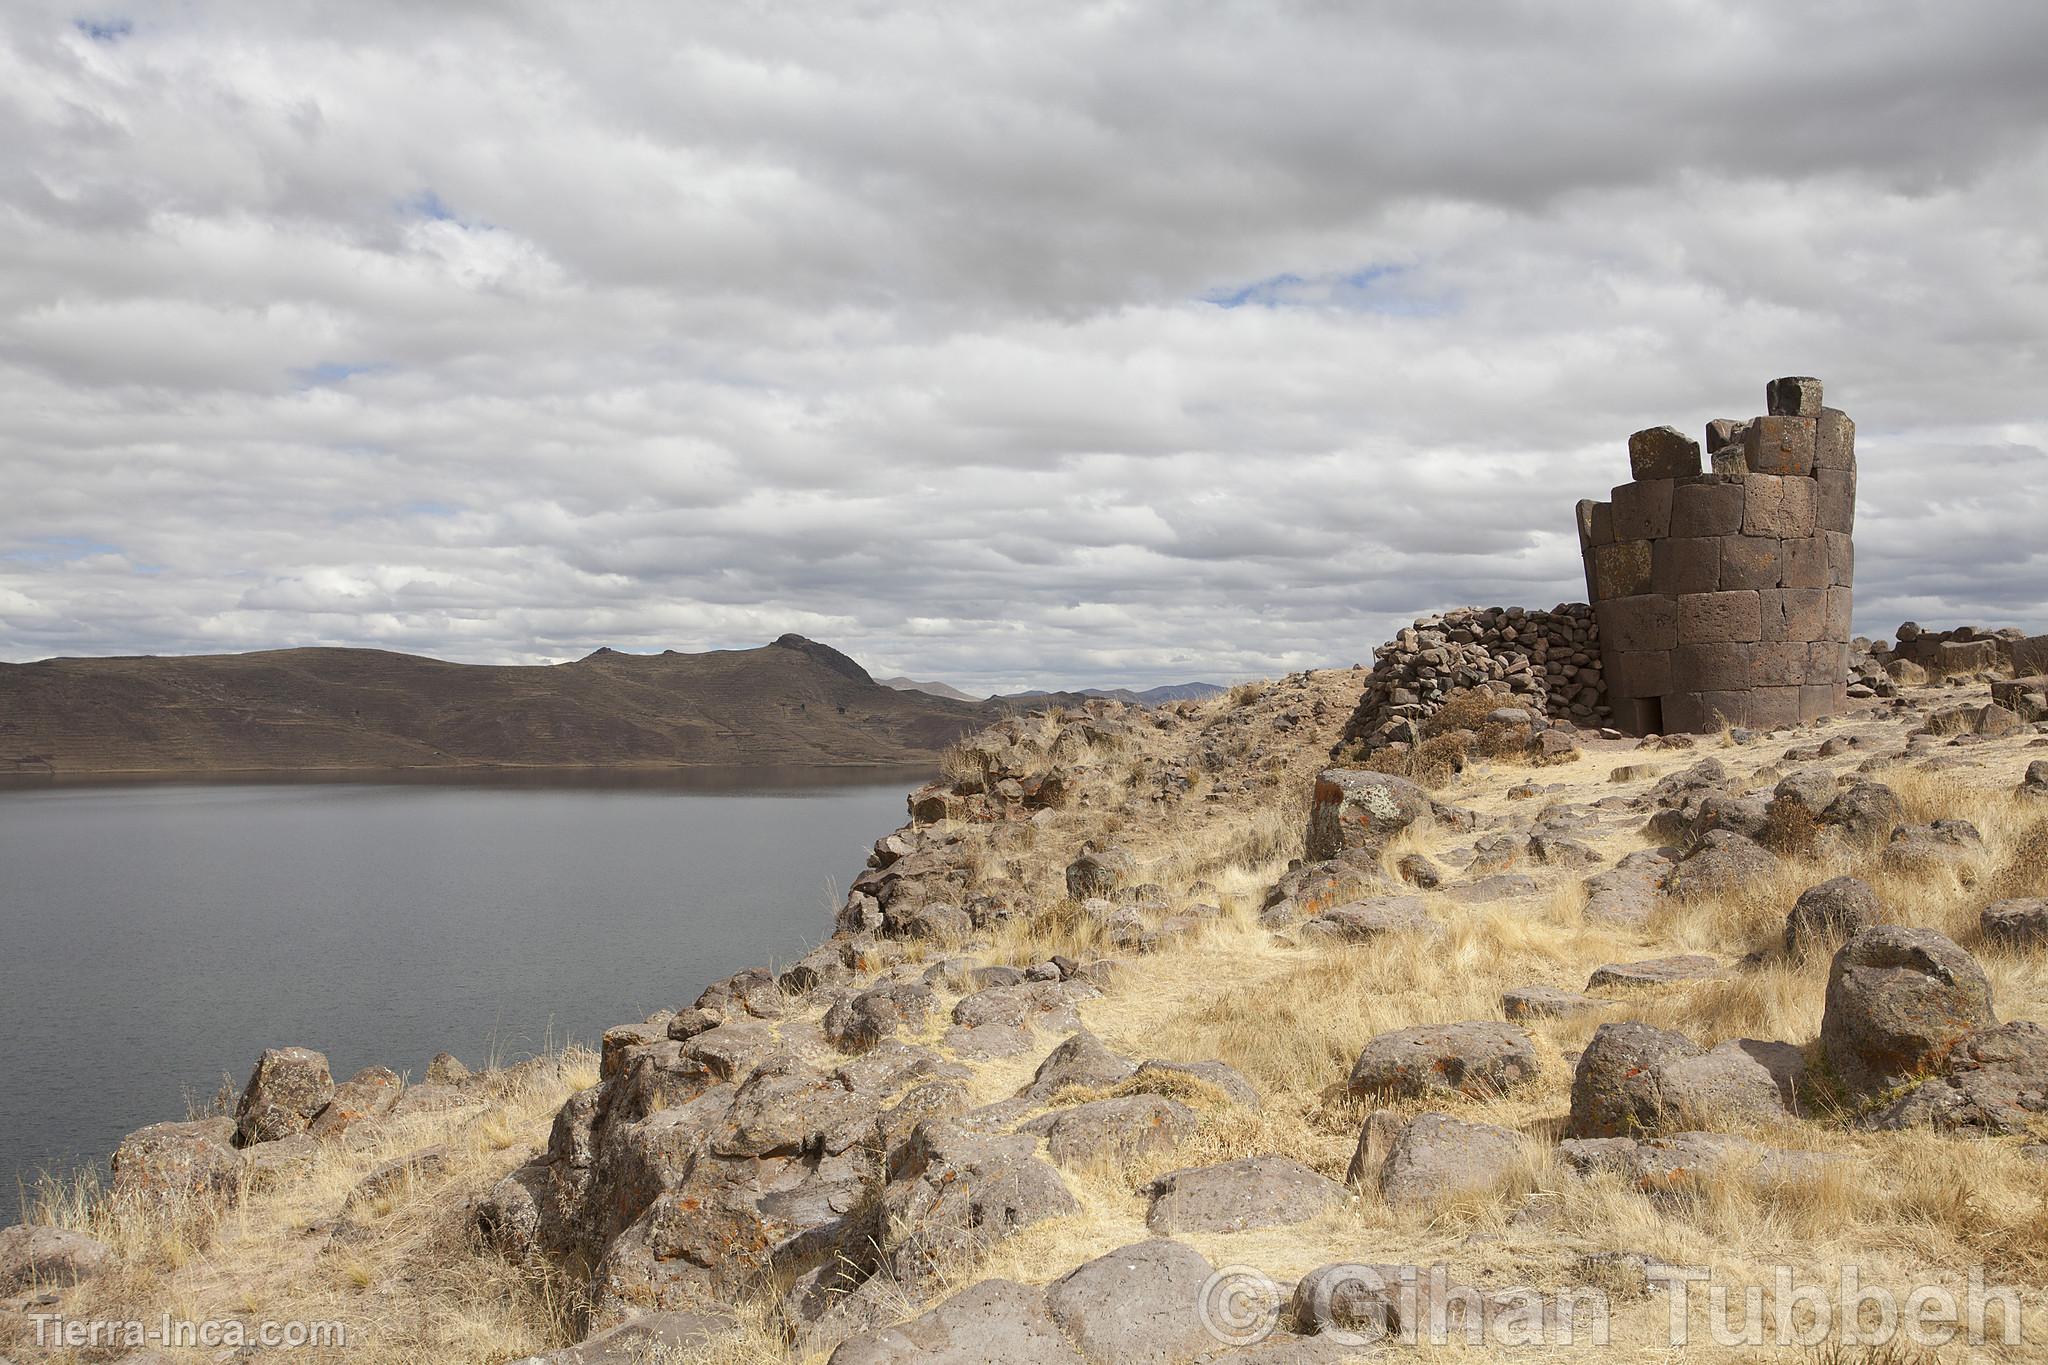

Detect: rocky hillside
7,652,2048,1362
0,635,992,775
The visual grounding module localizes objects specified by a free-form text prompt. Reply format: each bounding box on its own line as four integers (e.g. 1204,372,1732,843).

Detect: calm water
0,769,923,1209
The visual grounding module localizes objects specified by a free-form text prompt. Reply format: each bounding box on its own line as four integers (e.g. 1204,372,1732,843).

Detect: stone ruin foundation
1576,376,1856,735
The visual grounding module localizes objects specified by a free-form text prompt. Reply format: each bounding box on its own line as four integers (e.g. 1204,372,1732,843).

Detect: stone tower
1575,377,1855,735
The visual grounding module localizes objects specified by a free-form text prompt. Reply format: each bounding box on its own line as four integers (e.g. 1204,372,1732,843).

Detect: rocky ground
6,662,2048,1363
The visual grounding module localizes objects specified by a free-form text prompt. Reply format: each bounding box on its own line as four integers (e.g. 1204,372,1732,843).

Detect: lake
0,768,925,1211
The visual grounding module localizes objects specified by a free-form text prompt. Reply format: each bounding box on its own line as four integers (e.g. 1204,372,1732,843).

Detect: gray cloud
1,0,2045,693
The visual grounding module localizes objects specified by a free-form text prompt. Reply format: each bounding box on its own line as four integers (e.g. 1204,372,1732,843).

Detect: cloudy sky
2,1,2044,692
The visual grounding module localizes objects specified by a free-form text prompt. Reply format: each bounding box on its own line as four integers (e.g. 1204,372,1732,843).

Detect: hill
875,675,980,703
994,681,1227,708
0,634,995,775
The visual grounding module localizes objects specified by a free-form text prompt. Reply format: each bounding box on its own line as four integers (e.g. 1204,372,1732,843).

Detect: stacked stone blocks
1576,377,1855,734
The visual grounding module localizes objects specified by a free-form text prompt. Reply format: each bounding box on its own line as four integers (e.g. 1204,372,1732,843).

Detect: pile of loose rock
1879,622,2048,680
1333,604,1609,754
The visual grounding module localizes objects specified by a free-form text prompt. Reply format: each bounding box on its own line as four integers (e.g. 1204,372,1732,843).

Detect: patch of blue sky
1201,263,1453,316
2,537,124,563
402,189,459,222
293,361,393,389
74,16,132,42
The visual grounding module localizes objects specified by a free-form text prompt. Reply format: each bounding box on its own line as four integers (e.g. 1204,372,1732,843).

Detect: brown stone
1780,535,1828,589
1814,408,1855,469
1705,418,1748,452
1817,467,1856,533
1651,537,1720,595
1672,643,1751,692
1670,478,1745,538
1806,640,1847,684
1760,588,1827,643
1825,586,1853,641
1749,686,1803,729
1767,376,1824,417
1718,536,1783,591
1607,649,1674,700
1800,684,1837,722
1576,498,1615,547
1592,541,1653,600
1628,427,1703,481
1597,595,1679,653
1611,479,1676,541
1824,531,1853,587
1678,591,1762,645
1664,691,1747,732
1743,415,1817,476
1752,642,1808,688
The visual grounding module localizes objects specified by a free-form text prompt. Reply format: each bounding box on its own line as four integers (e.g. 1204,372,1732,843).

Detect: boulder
1501,985,1607,1020
1982,899,2048,948
1263,858,1392,917
1066,845,1137,900
1667,830,1778,902
1586,955,1722,990
1299,897,1439,944
1559,1131,1837,1193
1861,1021,2048,1135
1143,1156,1348,1234
1566,1022,1701,1138
1346,1021,1538,1100
1579,851,1672,928
524,1310,736,1364
234,1046,335,1146
307,1067,404,1141
1441,873,1540,904
1016,1032,1137,1103
425,1051,471,1086
0,1224,110,1293
1045,1238,1219,1363
1817,782,1905,849
1880,821,1984,880
824,981,935,1053
1375,1113,1523,1209
1018,1095,1200,1168
829,1278,1083,1364
1821,927,1996,1094
879,1121,1079,1282
1784,877,1883,956
109,1117,240,1207
1306,769,1431,861
1130,1058,1261,1109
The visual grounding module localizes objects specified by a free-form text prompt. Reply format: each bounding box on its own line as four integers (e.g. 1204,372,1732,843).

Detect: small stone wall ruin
1575,376,1856,735
1334,603,1610,754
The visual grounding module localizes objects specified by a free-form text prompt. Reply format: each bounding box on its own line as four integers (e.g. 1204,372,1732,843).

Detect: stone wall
1334,602,1609,753
1575,376,1856,735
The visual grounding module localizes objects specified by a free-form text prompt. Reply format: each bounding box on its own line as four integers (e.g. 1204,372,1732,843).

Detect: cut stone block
1611,479,1676,541
1752,643,1808,687
1817,467,1856,533
1736,687,1802,732
1672,642,1752,692
1825,586,1854,641
1663,690,1748,732
1597,595,1679,653
1678,591,1763,645
1799,684,1837,722
1780,535,1828,590
1651,537,1720,596
1607,649,1674,700
1591,541,1653,601
1814,408,1855,470
1824,531,1853,587
1806,640,1848,684
1628,427,1703,481
1767,376,1823,416
1718,535,1783,591
1576,498,1615,548
1760,588,1828,643
1670,478,1746,538
1705,418,1748,452
1743,415,1817,476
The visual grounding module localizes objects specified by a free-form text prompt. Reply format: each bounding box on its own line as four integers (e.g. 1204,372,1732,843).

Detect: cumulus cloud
1,0,2044,691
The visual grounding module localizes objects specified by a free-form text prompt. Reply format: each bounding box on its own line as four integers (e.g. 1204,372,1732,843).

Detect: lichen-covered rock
523,1310,737,1364
1567,1022,1702,1138
1860,1020,2048,1135
0,1224,110,1293
1346,1021,1538,1100
307,1067,404,1141
1066,844,1137,899
823,980,935,1053
1817,781,1905,849
1376,1113,1523,1209
878,1120,1079,1283
1501,985,1608,1020
1667,830,1778,902
1586,955,1723,990
1880,821,1984,880
1306,769,1430,861
425,1051,470,1086
829,1278,1082,1364
234,1046,335,1146
109,1117,240,1207
1821,926,1996,1095
1018,1095,1200,1168
1142,1156,1347,1234
1298,896,1439,944
1016,1032,1136,1103
1784,877,1883,955
1130,1058,1261,1109
1982,899,2048,948
1045,1238,1219,1363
